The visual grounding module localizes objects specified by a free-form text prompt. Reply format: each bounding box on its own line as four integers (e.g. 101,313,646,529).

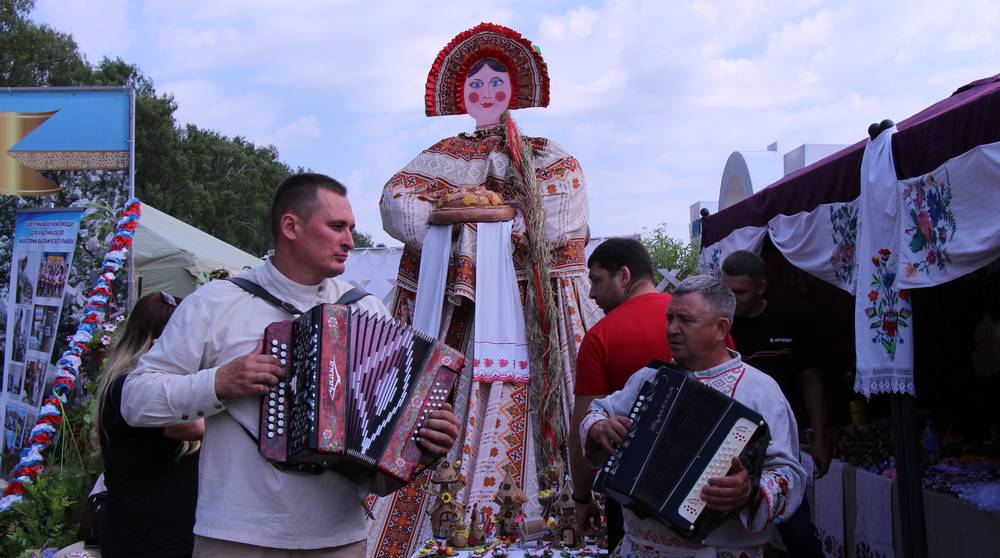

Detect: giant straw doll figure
368,23,600,558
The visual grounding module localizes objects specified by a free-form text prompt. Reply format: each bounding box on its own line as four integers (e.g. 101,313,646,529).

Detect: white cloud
32,0,133,60
158,79,279,144
275,115,321,148
27,0,1000,245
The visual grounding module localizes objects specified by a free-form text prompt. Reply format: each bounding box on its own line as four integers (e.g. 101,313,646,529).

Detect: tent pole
889,393,927,558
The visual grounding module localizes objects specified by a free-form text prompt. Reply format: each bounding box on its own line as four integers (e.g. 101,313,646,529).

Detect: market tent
134,204,262,297
699,73,1000,558
702,74,1000,248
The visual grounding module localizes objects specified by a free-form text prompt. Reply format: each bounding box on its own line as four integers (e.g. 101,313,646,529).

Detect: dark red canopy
702,74,1000,247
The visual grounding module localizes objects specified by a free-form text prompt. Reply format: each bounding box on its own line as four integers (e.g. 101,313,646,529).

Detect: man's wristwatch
571,492,593,504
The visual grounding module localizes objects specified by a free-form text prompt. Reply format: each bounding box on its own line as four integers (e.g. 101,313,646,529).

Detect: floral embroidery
829,203,858,286
759,469,792,520
818,527,845,558
855,542,888,558
704,246,723,278
902,168,957,276
864,249,911,361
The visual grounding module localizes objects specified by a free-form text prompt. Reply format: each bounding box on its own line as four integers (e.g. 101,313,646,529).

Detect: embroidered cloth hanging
472,221,530,383
854,127,915,397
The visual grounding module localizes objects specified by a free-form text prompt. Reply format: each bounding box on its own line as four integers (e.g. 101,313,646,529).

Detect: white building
690,142,848,241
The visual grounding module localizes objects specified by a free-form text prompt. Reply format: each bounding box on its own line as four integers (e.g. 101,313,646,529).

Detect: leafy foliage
640,223,700,290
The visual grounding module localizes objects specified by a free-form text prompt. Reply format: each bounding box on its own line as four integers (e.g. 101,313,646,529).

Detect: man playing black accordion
581,275,805,558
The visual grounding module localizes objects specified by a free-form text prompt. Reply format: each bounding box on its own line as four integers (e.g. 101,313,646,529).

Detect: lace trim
854,366,915,397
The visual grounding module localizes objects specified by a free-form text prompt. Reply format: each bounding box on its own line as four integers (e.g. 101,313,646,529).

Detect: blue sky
31,0,1000,246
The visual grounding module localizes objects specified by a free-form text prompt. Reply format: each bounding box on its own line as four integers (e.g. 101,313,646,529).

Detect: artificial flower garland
0,198,141,512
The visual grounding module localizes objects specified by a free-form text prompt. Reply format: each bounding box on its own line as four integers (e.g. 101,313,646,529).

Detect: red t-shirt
574,292,673,396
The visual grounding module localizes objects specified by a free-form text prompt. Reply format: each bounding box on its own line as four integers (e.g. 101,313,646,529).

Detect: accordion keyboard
678,417,759,522
263,338,290,440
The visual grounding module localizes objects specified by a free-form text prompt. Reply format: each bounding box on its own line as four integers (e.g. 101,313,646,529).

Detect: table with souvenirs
803,420,1000,558
413,538,609,558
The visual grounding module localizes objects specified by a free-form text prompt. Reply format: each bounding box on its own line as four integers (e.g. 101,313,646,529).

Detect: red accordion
258,304,464,495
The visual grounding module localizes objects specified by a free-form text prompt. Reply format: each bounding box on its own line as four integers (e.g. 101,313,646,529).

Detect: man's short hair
270,173,348,242
721,250,767,283
673,275,736,321
586,237,655,281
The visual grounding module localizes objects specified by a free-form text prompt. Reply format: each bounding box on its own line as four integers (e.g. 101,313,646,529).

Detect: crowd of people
85,22,831,558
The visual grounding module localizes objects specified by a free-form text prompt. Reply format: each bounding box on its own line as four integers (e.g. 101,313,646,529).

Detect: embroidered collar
677,349,744,379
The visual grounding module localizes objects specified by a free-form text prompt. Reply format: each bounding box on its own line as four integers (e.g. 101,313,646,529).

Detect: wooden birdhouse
493,471,528,537
428,460,467,538
551,480,579,547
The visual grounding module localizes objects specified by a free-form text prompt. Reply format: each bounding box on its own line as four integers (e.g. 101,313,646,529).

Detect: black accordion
258,303,464,495
594,361,770,540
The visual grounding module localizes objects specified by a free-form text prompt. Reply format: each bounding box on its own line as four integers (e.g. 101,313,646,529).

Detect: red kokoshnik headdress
425,22,550,117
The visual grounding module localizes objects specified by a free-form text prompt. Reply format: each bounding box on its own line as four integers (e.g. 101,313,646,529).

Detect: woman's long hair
93,292,199,458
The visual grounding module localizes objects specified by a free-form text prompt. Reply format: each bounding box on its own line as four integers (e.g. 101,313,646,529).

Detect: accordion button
278,420,285,427
267,432,275,439
278,404,285,411
281,359,287,366
281,343,288,350
281,351,287,358
269,400,275,407
268,416,275,423
271,340,278,346
268,424,275,431
277,428,285,434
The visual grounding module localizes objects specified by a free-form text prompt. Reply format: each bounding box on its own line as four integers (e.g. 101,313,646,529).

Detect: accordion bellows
595,361,770,541
258,304,464,495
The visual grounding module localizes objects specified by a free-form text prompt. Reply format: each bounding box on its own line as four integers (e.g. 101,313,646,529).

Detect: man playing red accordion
122,173,462,558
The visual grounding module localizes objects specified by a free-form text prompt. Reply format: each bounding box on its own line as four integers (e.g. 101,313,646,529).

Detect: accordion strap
227,277,371,315
227,277,305,315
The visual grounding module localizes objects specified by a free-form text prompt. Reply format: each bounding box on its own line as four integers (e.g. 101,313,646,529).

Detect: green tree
0,2,380,254
0,0,91,86
353,229,374,248
641,224,700,290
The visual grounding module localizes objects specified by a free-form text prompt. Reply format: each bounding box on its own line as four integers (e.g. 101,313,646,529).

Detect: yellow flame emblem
0,111,61,196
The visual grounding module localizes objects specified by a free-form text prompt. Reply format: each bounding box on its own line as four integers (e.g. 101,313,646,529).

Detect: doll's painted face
464,59,512,127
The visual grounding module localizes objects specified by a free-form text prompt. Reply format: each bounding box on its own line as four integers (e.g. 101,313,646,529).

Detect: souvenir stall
699,74,1000,557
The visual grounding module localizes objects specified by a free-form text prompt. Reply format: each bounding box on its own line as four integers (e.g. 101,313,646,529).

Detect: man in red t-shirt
569,238,671,551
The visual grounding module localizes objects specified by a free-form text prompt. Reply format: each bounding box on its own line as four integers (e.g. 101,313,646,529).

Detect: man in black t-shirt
723,250,826,558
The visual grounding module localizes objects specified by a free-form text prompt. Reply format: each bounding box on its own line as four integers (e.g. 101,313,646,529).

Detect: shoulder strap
334,286,371,306
227,277,304,316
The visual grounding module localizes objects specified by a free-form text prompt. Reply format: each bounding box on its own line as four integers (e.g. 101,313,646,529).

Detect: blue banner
2,208,84,456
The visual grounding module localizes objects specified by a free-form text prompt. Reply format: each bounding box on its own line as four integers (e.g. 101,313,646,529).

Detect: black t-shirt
100,374,198,558
731,304,817,426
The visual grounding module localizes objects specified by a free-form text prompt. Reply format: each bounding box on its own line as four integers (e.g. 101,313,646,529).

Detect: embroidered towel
412,224,452,336
893,141,1000,289
854,127,915,397
814,459,845,558
473,221,530,383
769,200,859,293
698,225,768,277
854,467,894,558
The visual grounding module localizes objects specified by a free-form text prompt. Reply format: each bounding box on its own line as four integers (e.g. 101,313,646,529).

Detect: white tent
134,204,262,297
